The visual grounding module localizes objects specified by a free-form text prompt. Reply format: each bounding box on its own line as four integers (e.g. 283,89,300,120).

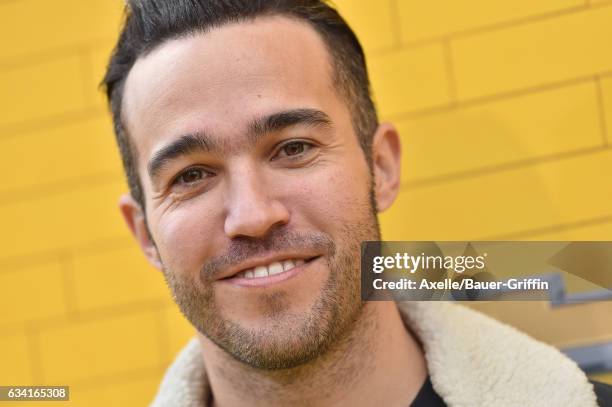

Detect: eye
173,167,209,186
274,141,313,160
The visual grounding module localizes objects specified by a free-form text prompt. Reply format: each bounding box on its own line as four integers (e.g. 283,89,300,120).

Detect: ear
372,123,402,212
119,194,163,270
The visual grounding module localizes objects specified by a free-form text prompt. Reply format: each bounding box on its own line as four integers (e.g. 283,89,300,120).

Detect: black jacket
592,380,612,406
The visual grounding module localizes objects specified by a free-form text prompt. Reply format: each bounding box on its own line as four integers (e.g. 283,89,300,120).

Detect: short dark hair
103,0,378,208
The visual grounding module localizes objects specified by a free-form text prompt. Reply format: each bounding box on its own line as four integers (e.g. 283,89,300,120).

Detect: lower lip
219,258,319,288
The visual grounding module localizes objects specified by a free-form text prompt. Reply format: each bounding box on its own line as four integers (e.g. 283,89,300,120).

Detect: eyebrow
147,132,217,181
147,108,333,181
248,108,332,141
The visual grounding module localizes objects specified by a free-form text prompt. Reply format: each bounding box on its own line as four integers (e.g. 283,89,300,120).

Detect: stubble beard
162,187,381,371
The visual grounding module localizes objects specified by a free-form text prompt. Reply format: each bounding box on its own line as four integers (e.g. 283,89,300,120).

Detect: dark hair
103,0,378,208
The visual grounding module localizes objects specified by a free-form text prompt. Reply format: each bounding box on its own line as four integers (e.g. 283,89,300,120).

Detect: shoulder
591,380,612,406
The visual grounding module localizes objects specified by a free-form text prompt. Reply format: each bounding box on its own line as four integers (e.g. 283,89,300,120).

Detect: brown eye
275,141,315,161
177,168,205,184
282,142,307,156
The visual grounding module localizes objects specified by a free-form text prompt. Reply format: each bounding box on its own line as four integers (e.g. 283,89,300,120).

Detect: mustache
199,228,336,281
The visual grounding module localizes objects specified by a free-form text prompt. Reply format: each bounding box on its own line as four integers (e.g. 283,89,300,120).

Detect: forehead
122,15,344,159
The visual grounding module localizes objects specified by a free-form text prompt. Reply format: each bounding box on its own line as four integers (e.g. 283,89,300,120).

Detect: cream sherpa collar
150,302,598,407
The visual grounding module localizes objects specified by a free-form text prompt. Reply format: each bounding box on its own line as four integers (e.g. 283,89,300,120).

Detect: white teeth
282,260,295,271
237,259,307,279
268,262,284,276
253,266,268,278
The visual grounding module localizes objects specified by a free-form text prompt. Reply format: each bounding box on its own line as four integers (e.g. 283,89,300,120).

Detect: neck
198,302,427,407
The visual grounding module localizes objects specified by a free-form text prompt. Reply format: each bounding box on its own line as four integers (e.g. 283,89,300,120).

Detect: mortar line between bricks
480,214,612,240
53,299,169,330
0,106,106,139
78,47,96,107
442,38,457,104
386,70,612,121
0,299,170,336
0,169,123,207
401,145,610,190
59,253,80,318
388,0,403,50
398,3,610,49
64,365,166,390
155,307,171,366
25,324,43,384
595,76,609,146
0,236,133,272
0,38,114,72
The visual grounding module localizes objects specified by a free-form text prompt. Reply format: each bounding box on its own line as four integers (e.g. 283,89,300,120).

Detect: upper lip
217,251,320,280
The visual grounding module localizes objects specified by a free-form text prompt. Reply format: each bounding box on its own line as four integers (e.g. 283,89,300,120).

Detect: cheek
151,202,221,273
287,160,373,231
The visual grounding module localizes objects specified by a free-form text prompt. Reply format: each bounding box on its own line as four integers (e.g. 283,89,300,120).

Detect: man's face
122,16,381,369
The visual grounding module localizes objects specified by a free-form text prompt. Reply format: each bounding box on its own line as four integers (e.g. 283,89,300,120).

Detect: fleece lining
150,302,598,407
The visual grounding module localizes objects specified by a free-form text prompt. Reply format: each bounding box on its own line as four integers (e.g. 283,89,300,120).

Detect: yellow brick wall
1,1,611,404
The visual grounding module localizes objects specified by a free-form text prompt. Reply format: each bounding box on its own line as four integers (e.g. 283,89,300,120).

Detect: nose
223,166,290,239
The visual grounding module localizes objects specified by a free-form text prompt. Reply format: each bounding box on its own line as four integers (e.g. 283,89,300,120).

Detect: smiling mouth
235,258,305,279
221,256,320,285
